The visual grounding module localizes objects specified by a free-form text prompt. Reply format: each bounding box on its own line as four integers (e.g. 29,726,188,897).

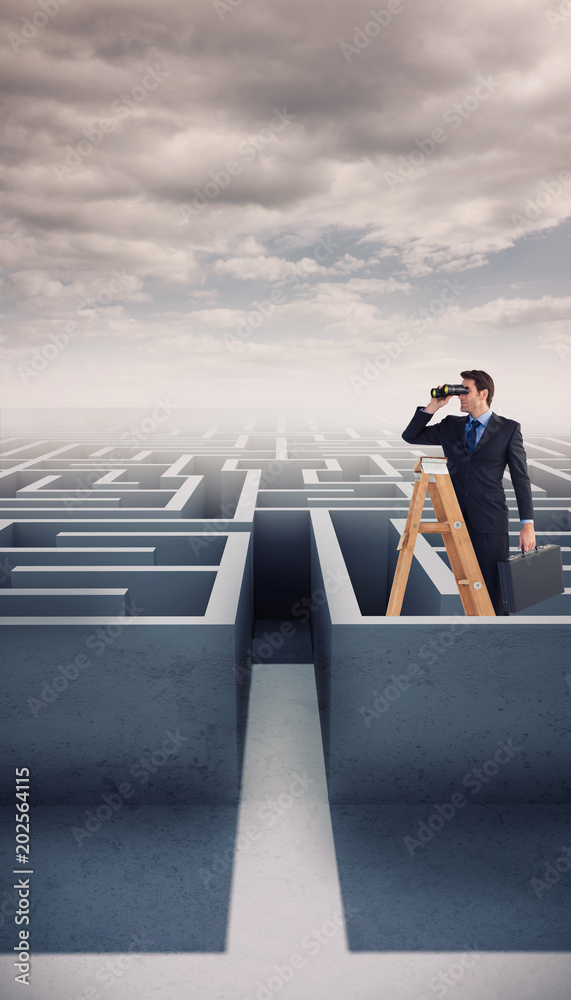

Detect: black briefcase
498,544,565,613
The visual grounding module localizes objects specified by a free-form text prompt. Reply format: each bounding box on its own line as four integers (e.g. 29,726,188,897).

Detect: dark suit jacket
402,407,534,533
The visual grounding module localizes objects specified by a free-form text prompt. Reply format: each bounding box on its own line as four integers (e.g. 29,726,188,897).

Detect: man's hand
519,522,536,552
424,386,451,415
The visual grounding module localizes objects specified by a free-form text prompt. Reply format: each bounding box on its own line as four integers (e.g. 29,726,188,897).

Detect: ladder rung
386,462,495,616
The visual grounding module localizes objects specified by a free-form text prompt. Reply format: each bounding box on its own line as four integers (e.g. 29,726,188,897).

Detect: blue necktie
466,419,480,455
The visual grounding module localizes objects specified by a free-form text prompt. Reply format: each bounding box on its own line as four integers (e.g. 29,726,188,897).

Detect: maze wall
1,409,570,804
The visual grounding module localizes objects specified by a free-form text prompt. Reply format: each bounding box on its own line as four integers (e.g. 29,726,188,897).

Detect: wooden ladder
386,457,495,616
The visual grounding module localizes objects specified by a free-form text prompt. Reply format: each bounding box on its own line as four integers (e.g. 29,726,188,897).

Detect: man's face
459,378,488,416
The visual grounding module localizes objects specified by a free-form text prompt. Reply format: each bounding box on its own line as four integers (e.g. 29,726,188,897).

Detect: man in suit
402,369,535,614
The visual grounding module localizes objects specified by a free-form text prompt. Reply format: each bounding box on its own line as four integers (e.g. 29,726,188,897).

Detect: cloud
213,255,326,283
0,0,569,415
2,0,570,271
212,254,395,283
458,295,571,327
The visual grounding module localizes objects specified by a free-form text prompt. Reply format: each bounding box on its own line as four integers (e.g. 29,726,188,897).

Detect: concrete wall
1,622,244,803
309,506,571,804
326,621,571,803
0,529,254,804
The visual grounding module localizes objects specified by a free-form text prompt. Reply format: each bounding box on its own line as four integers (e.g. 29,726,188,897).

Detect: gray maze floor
0,408,570,1000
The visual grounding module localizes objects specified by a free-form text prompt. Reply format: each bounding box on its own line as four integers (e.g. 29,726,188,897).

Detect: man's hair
460,369,494,405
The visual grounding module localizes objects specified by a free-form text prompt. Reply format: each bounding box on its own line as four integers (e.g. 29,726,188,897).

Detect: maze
1,410,570,798
1,411,569,620
2,416,570,609
0,408,570,973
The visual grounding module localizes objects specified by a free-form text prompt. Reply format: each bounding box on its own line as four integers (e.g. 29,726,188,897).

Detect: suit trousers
463,512,510,615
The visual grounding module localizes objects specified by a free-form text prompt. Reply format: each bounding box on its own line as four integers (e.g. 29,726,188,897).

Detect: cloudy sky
1,0,570,428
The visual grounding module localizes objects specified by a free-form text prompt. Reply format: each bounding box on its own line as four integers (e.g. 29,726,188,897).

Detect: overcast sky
1,0,570,430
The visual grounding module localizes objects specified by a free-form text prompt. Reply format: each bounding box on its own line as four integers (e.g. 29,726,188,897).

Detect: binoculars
430,384,469,398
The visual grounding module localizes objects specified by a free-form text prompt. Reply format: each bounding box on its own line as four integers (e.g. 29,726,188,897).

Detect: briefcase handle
520,544,538,556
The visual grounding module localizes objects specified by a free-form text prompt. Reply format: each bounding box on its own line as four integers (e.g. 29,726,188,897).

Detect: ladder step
386,457,495,616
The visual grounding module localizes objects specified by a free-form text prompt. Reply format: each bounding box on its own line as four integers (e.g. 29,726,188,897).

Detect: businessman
402,369,536,614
